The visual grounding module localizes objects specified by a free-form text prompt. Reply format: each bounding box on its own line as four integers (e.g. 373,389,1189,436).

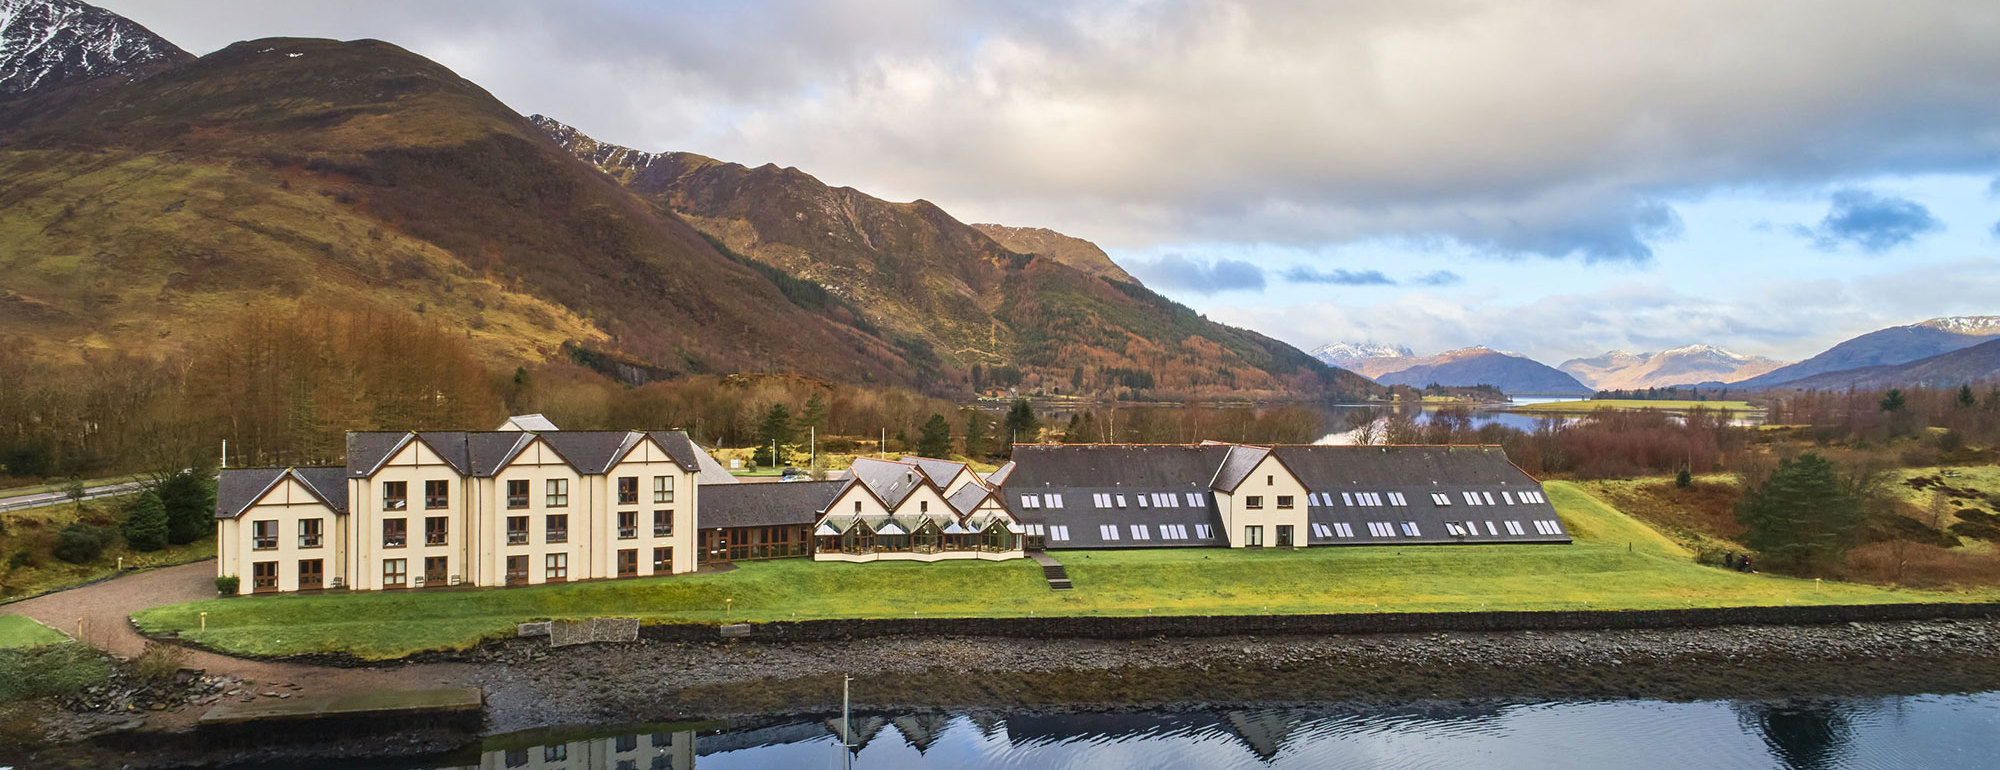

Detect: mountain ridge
1733,316,2000,390
0,0,188,96
1559,344,1785,390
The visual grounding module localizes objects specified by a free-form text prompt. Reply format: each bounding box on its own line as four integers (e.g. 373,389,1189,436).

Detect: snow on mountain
0,0,188,96
1736,316,2000,390
1311,341,1413,370
1560,344,1785,390
1915,316,2000,336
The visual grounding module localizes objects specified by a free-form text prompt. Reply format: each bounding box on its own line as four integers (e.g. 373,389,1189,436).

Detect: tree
916,414,954,458
962,409,992,458
1675,468,1693,488
122,491,170,552
800,393,830,437
1734,452,1866,575
53,523,108,564
1959,384,1978,408
1879,389,1905,412
157,468,216,545
753,403,794,466
1002,398,1040,449
1065,411,1099,444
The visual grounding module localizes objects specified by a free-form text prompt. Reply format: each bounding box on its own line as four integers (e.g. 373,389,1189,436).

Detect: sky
100,0,2000,365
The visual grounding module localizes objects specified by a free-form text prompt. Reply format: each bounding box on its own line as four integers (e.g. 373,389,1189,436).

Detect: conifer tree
916,414,953,458
123,491,170,552
1734,452,1864,574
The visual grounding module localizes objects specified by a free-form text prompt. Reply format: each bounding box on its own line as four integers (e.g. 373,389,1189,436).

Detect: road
0,479,148,513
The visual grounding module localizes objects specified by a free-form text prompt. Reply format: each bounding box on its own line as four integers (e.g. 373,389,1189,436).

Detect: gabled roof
689,441,737,484
215,466,348,519
898,456,967,488
947,483,995,516
345,429,703,478
1002,444,1234,490
538,431,629,474
699,480,847,529
1211,444,1272,492
983,461,1016,486
644,430,707,474
498,413,560,431
847,457,930,509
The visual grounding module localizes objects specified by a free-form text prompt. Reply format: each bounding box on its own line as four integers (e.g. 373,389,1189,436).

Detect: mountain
0,32,923,386
0,0,188,96
1310,342,1414,372
534,115,1370,398
1368,347,1594,396
1559,344,1785,390
968,223,1139,284
1770,338,2000,391
1732,316,2000,390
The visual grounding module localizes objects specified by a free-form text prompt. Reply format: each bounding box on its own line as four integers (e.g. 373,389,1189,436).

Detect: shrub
130,641,186,683
1675,468,1693,488
215,575,240,596
52,523,109,564
0,643,111,702
6,550,30,569
122,491,170,552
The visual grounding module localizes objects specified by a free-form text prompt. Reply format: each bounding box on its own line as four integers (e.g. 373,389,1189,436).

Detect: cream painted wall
599,439,698,577
481,438,587,587
349,437,471,590
1215,455,1310,548
219,476,341,594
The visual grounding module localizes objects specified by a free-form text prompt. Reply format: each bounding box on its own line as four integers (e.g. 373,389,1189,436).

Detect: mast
842,673,853,770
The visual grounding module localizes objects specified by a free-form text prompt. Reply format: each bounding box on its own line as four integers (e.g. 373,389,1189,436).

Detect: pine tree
1880,389,1905,412
962,409,991,458
122,491,170,552
1734,452,1865,574
916,414,954,458
754,403,794,466
1959,384,1977,408
157,468,216,545
800,392,830,436
1002,398,1039,449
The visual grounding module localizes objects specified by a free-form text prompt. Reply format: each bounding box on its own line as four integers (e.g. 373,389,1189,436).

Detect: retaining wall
640,602,2000,643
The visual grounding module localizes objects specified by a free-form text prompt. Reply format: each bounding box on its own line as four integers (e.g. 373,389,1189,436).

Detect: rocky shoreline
13,617,2000,768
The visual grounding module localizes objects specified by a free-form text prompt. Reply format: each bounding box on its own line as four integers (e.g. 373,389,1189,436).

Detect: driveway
1,559,472,729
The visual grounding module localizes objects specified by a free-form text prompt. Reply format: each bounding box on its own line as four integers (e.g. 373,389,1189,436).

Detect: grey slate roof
689,442,737,484
644,430,708,473
500,413,559,431
698,480,847,528
215,466,347,519
899,456,967,488
848,457,929,509
1003,444,1234,490
946,483,992,515
538,431,630,474
1211,444,1271,491
984,461,1015,486
1273,445,1569,546
344,429,702,478
1002,445,1234,548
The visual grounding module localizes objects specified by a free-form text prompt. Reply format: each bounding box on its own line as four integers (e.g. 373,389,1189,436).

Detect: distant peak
1914,316,2000,336
0,0,190,96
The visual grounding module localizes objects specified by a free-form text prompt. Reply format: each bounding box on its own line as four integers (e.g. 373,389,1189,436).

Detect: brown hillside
534,116,1371,399
0,38,918,387
970,223,1139,284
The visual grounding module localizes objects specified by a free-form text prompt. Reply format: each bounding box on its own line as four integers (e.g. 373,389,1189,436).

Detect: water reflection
429,694,1999,770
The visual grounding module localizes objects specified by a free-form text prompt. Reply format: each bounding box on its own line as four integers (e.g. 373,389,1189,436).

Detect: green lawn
0,615,67,648
1509,399,1757,414
132,480,1982,660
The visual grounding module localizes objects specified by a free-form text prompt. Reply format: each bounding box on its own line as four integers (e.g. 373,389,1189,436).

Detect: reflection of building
433,729,697,770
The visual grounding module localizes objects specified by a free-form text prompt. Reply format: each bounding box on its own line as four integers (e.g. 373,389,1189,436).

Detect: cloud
1992,220,2000,239
1795,189,1943,252
1125,254,1265,294
1414,271,1463,286
1282,267,1396,285
97,0,2000,262
1990,177,2000,197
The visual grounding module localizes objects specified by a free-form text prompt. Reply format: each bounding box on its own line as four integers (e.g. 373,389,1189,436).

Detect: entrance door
424,556,449,586
1276,525,1294,547
298,559,324,590
617,548,638,577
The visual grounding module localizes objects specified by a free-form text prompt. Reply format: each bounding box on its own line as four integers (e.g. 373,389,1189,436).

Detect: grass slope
0,497,217,601
1509,399,1757,413
132,481,1974,660
0,615,66,648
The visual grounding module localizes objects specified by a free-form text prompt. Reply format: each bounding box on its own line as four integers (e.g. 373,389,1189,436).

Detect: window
1194,524,1213,539
382,481,407,510
424,556,448,585
653,510,674,537
618,511,638,539
1129,524,1150,540
1401,521,1421,537
1136,495,1148,508
653,475,674,503
425,516,448,546
1186,492,1203,507
1444,521,1469,537
854,500,862,514
382,518,407,548
544,745,567,762
424,479,448,509
298,518,322,548
1505,520,1526,535
298,559,323,589
1276,524,1294,547
1098,524,1120,541
1092,493,1108,507
919,501,930,514
507,515,529,545
504,749,528,768
1389,492,1408,506
653,547,673,573
1342,493,1354,506
546,514,568,544
1368,521,1395,537
545,553,569,581
617,734,638,752
1046,494,1063,509
252,520,278,550
1021,495,1039,509
1502,491,1516,505
1244,525,1264,547
382,558,407,587
252,561,278,591
1307,493,1319,506
505,555,529,585
615,476,639,505
1266,474,1274,486
652,733,674,747
1312,522,1331,538
506,480,529,509
1047,525,1071,541
1277,495,1295,509
1431,492,1452,506
1160,524,1187,539
1334,522,1354,538
1486,521,1499,535
617,549,638,577
1245,496,1264,509
546,478,569,507
1115,494,1128,507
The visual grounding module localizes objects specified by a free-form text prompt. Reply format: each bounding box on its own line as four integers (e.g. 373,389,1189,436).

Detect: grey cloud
1795,189,1942,253
1283,267,1396,285
1126,255,1265,295
1414,271,1463,286
99,1,2000,261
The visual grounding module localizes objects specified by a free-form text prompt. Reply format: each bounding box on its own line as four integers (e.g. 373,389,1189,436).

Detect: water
414,694,2000,770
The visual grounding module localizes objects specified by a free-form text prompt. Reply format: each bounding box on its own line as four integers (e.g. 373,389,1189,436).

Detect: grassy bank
1,498,218,602
1509,399,1757,414
132,481,1978,660
0,615,66,648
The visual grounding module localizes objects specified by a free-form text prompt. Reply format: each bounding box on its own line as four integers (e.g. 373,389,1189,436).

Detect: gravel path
0,560,472,731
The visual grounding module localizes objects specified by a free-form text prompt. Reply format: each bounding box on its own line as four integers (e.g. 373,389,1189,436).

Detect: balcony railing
618,526,637,539
653,525,673,537
385,498,407,510
618,492,639,505
507,495,528,509
546,530,568,544
253,574,277,590
425,496,449,509
384,534,407,548
252,536,277,550
426,532,447,546
298,535,321,548
507,531,528,545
